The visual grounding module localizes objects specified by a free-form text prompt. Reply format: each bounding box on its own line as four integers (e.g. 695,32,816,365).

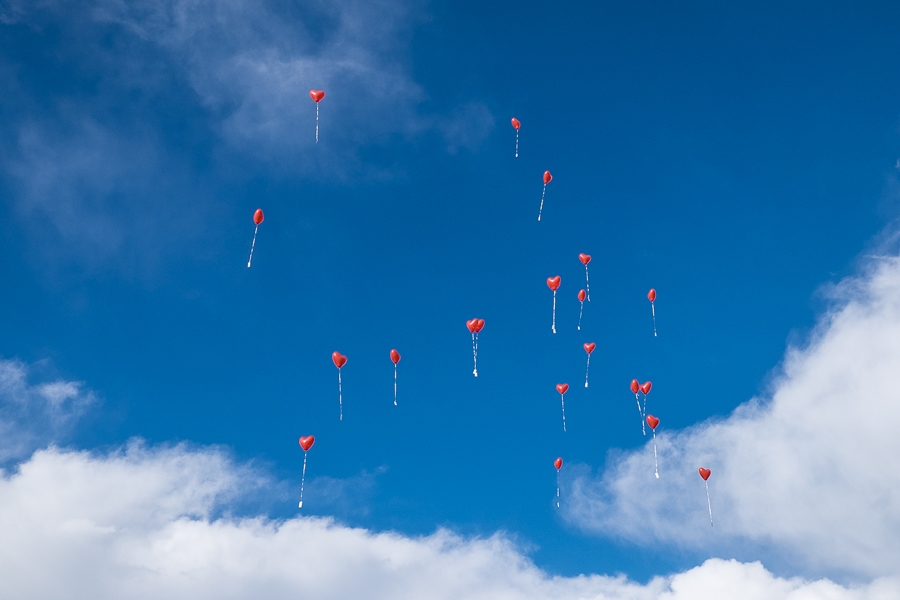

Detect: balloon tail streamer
578,301,583,331
585,265,591,301
338,370,343,421
471,333,478,377
560,394,567,432
556,471,560,508
393,365,398,406
636,393,646,435
651,302,657,337
652,430,659,479
515,130,519,158
585,355,591,388
315,104,319,143
551,291,557,334
247,225,259,268
298,452,308,508
538,185,546,221
705,481,713,526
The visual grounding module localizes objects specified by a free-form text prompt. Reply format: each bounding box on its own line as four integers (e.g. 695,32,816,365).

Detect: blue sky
2,0,900,594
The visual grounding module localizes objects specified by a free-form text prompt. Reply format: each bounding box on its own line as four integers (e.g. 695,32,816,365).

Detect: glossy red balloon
466,319,477,333
579,253,591,265
630,379,640,394
584,342,595,354
309,90,325,102
698,468,711,481
299,436,315,451
554,457,563,470
253,208,264,225
640,381,652,395
390,349,401,364
511,117,521,130
543,170,552,185
546,276,561,291
648,288,657,302
578,289,586,302
475,319,485,333
646,414,660,430
556,383,569,395
332,351,347,369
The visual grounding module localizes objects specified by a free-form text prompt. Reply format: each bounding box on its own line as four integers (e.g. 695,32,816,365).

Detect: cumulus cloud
565,257,900,580
0,358,95,462
1,443,896,600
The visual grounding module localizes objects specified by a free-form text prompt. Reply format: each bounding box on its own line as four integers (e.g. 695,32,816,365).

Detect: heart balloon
630,379,640,394
466,319,477,333
640,381,652,395
543,170,552,184
579,253,591,265
511,117,521,130
556,383,569,395
648,288,657,302
584,342,596,354
578,289,586,302
546,276,561,291
390,349,400,364
698,468,711,481
253,208,264,225
309,90,325,102
475,319,485,333
332,351,347,369
646,415,660,430
554,457,563,470
299,436,315,452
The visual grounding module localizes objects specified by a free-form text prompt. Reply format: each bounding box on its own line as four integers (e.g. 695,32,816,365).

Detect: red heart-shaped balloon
466,319,477,333
309,90,325,102
253,208,264,225
299,436,315,451
630,379,640,394
546,276,561,291
543,170,552,184
556,383,569,394
475,319,485,333
698,468,711,481
578,289,586,302
584,342,596,354
554,457,563,470
390,349,400,364
332,351,347,369
640,381,652,395
646,415,659,430
648,288,657,302
579,253,591,265
511,117,520,130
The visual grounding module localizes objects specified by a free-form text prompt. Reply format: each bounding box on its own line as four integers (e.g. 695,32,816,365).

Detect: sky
1,0,900,597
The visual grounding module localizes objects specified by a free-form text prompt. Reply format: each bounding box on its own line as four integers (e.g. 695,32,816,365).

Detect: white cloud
564,257,900,579
1,442,896,600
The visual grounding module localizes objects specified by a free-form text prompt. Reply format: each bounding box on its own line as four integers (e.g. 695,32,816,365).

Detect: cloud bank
1,443,896,600
565,257,900,580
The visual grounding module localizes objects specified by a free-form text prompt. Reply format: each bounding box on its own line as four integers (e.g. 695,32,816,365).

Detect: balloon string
298,452,308,508
247,225,259,268
705,480,713,526
560,393,567,432
642,393,647,423
538,184,546,221
515,130,519,158
636,393,645,435
551,291,557,334
315,103,319,143
471,333,478,377
585,354,590,388
585,265,591,301
651,302,657,337
394,364,398,406
338,369,343,421
578,301,583,331
652,430,659,478
556,470,560,508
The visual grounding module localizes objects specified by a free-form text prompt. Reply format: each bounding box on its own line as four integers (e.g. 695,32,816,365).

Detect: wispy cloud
1,442,896,599
564,256,900,580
